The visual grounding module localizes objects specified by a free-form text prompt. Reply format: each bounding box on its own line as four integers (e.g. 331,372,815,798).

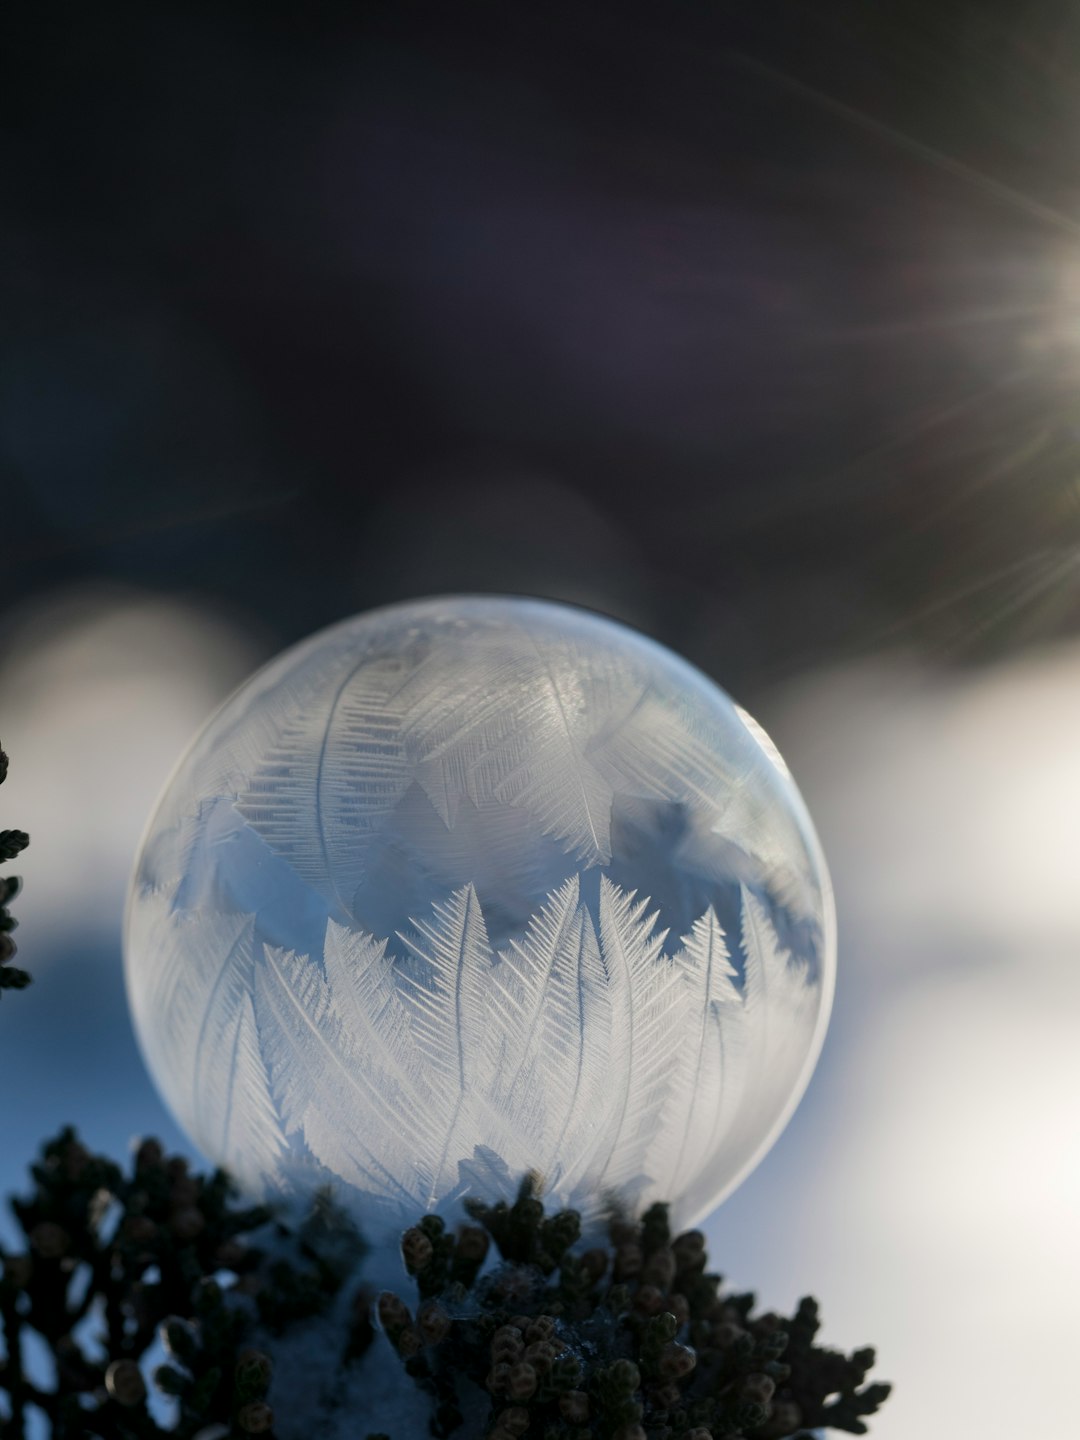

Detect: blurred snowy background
3,3,1080,1437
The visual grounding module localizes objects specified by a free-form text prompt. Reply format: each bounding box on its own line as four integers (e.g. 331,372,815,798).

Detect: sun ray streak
729,51,1080,239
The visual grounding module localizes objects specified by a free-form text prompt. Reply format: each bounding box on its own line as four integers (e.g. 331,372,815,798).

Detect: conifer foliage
0,743,30,994
379,1177,891,1440
0,1131,890,1439
0,1129,370,1439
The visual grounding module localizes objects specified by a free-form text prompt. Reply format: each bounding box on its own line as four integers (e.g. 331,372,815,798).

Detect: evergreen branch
0,1130,890,1439
379,1181,892,1440
0,744,30,994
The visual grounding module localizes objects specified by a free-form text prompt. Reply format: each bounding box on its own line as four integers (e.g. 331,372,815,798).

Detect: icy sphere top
125,596,834,1233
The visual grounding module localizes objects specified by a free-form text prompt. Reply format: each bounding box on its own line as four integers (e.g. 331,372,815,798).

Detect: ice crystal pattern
125,597,834,1232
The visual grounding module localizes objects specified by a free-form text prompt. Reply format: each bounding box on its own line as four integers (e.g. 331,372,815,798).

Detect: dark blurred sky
5,0,1080,687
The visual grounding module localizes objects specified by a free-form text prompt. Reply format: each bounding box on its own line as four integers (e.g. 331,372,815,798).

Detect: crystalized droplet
124,596,835,1233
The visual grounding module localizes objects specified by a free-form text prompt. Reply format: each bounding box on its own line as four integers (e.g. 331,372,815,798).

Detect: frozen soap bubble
125,596,834,1234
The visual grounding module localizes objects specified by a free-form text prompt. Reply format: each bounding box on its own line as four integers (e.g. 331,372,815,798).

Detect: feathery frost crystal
125,597,835,1233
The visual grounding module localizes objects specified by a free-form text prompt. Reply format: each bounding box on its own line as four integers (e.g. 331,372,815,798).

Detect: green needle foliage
0,1129,371,1439
0,743,31,995
377,1177,890,1440
0,1134,889,1440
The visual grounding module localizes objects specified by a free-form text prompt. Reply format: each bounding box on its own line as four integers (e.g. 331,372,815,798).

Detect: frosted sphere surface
125,597,834,1232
